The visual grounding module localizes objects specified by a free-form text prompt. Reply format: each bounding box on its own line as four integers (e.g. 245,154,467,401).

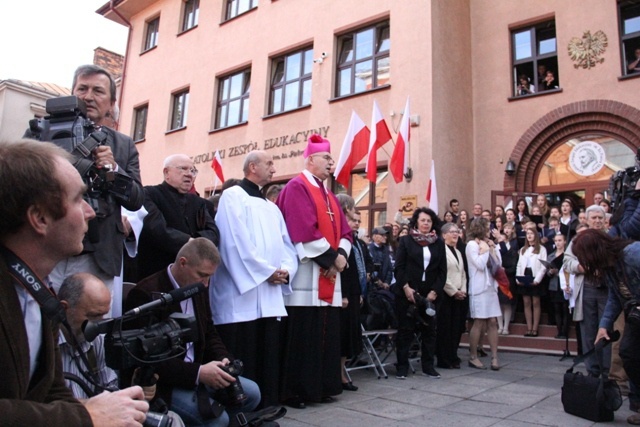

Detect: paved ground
276,352,637,426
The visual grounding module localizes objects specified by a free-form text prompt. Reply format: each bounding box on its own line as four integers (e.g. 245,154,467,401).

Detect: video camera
27,95,133,218
609,148,640,213
406,292,436,327
83,283,206,371
80,283,209,427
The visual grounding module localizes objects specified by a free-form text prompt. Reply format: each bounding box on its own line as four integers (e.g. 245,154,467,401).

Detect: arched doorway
497,100,640,210
535,134,636,210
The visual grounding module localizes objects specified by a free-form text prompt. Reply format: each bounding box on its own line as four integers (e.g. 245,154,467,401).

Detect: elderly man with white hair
563,204,609,377
136,154,219,280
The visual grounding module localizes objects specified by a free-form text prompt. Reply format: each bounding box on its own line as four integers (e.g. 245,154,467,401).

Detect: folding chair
408,332,421,374
345,325,397,379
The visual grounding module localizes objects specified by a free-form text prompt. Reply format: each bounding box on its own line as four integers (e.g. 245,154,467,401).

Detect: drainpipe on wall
108,0,132,132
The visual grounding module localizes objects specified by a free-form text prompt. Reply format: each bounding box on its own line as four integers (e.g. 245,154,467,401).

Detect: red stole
301,174,342,303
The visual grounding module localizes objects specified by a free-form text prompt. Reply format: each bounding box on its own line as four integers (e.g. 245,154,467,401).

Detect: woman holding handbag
466,218,501,370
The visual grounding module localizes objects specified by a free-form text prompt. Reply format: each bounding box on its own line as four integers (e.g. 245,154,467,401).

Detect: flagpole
212,174,218,194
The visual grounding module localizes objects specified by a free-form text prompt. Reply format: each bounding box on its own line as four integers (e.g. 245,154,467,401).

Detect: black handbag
561,332,622,422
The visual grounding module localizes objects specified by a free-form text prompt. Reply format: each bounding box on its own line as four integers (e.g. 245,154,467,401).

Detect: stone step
459,323,579,356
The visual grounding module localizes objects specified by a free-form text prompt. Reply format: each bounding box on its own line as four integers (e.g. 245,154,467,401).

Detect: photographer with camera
30,65,144,306
393,208,447,379
58,272,185,426
0,139,148,426
571,230,640,425
125,238,260,427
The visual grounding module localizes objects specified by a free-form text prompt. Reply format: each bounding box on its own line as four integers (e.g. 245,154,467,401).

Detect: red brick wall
93,47,124,81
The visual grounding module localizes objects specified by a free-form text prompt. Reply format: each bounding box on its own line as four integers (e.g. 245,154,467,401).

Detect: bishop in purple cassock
276,134,352,408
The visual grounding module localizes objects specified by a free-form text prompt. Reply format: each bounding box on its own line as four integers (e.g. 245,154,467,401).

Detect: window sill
618,72,640,81
263,104,311,120
165,126,187,135
140,45,158,56
209,121,249,134
508,87,562,102
177,25,198,37
133,137,146,144
329,84,391,103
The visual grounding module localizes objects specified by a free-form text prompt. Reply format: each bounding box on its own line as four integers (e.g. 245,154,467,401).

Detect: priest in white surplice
210,150,298,407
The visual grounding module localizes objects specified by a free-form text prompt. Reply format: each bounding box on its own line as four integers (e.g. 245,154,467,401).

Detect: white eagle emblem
568,30,608,69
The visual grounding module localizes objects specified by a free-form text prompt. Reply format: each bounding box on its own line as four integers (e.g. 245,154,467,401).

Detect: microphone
124,282,206,316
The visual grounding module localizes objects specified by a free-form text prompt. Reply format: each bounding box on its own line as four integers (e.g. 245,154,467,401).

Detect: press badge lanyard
0,245,107,394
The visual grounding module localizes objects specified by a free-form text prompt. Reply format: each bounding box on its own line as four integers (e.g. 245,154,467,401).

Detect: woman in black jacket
393,207,447,379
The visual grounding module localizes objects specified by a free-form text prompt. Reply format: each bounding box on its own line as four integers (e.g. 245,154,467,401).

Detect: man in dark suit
136,154,219,280
0,139,148,426
47,65,144,301
126,238,260,426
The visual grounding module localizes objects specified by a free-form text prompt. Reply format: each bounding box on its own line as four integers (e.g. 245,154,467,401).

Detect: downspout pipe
108,0,132,131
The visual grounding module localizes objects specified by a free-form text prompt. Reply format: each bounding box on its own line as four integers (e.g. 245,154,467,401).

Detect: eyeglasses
312,154,334,162
448,229,460,234
169,165,199,176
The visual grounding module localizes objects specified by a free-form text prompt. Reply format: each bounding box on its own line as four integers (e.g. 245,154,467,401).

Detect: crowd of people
1,63,640,426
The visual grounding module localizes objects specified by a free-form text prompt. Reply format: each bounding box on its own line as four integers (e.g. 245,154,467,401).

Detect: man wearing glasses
276,134,353,409
136,154,219,280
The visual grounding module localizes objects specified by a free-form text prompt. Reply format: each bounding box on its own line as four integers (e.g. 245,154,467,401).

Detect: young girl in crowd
515,224,547,337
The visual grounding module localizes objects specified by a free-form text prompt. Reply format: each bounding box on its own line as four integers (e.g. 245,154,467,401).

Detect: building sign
569,141,606,176
192,125,330,165
399,195,417,218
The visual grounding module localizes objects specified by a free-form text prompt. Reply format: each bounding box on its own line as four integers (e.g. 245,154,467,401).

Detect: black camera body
215,359,247,407
370,262,382,286
27,96,133,218
406,292,436,327
103,312,198,371
609,148,640,213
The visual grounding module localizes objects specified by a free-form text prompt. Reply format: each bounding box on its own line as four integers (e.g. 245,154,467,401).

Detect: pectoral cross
326,206,335,222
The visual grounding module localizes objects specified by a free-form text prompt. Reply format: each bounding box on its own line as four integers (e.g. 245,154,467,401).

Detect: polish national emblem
568,30,608,69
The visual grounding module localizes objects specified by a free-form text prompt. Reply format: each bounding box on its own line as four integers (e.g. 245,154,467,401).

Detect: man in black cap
368,227,393,291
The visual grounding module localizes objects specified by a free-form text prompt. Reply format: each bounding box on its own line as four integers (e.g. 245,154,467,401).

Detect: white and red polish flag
211,150,225,185
333,111,370,187
389,97,410,183
366,100,392,183
426,159,439,215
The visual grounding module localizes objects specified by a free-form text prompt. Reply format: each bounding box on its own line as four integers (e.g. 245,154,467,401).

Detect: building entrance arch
502,100,640,209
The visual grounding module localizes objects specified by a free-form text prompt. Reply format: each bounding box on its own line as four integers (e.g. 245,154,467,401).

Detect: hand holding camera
200,358,235,389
